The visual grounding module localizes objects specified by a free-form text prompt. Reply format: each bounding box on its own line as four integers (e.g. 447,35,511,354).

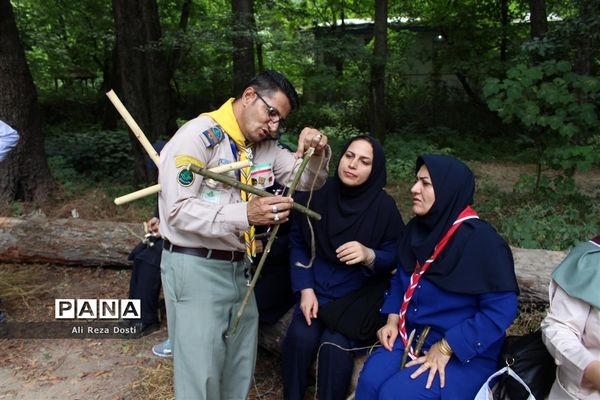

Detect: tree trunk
0,216,142,267
574,0,597,76
0,0,54,203
231,0,256,94
499,0,509,62
112,0,175,185
100,46,120,130
528,0,548,39
168,0,192,81
370,0,387,144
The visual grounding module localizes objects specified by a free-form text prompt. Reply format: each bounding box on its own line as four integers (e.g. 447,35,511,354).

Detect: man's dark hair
242,70,299,111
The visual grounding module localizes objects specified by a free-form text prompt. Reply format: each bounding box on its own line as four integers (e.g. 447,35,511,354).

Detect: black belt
163,239,244,262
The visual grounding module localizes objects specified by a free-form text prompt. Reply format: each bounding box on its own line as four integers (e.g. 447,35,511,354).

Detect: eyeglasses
255,92,285,126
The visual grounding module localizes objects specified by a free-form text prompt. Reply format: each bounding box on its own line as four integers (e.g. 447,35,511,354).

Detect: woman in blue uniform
282,135,404,400
356,154,519,399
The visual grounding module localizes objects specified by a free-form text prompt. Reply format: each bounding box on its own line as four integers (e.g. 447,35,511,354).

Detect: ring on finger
272,205,278,213
273,213,280,222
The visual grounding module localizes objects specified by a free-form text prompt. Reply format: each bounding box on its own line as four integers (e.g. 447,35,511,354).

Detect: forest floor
0,162,598,400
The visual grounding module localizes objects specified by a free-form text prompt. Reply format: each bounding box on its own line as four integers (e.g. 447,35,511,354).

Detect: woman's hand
582,359,600,391
405,340,452,389
299,288,319,326
378,314,399,351
336,241,375,267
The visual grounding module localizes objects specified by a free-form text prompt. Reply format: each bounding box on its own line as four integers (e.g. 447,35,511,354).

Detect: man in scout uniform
158,70,330,399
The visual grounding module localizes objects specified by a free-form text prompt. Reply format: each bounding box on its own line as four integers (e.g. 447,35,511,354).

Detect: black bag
494,329,556,400
318,278,388,342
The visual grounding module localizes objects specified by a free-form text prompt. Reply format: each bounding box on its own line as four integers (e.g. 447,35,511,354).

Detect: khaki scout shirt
158,115,330,251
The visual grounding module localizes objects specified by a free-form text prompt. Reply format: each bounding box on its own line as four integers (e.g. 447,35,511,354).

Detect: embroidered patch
201,126,224,147
175,155,204,169
250,163,274,190
177,169,194,187
200,187,221,204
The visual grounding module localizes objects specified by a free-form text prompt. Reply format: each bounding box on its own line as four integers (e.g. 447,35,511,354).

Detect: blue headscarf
295,135,404,264
399,155,519,294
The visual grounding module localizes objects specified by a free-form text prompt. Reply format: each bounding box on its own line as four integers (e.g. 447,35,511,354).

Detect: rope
313,340,382,400
294,153,325,269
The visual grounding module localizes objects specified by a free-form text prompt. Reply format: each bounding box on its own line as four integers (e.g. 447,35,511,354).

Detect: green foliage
495,201,597,251
484,59,600,176
45,126,135,184
383,127,453,181
476,175,599,250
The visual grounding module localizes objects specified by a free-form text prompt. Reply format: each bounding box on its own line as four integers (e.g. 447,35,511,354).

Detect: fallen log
0,215,569,302
0,215,143,267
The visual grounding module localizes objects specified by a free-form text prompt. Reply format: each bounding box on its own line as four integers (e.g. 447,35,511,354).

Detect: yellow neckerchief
203,98,256,258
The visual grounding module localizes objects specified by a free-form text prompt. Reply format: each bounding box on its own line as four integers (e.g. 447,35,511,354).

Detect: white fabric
541,280,600,399
0,120,19,161
474,366,535,400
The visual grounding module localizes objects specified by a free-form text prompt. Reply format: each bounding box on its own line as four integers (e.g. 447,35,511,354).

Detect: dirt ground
0,162,598,400
0,264,283,400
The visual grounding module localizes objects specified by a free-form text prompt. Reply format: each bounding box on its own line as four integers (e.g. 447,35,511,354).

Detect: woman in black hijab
282,135,404,400
356,154,519,400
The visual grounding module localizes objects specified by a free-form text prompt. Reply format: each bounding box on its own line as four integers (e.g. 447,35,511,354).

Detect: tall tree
574,0,597,76
370,0,387,142
528,0,548,38
0,0,53,203
112,0,174,184
231,0,256,94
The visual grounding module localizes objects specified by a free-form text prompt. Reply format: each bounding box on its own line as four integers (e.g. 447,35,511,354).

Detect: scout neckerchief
203,98,256,258
398,205,479,359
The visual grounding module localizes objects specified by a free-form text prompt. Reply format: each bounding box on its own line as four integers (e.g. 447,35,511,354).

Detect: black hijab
399,155,519,294
295,135,403,264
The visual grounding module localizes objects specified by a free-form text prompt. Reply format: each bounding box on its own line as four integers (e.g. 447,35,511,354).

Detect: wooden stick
113,160,253,205
188,164,321,220
229,147,316,336
106,90,160,166
115,184,161,205
401,329,416,370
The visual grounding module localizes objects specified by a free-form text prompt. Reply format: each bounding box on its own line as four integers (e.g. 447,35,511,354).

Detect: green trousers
161,250,258,400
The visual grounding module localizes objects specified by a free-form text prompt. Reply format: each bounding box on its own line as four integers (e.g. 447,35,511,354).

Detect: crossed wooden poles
107,90,321,330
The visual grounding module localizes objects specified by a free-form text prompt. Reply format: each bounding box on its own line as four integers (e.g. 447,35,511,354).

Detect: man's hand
299,288,319,326
295,127,328,158
247,195,293,226
147,217,160,235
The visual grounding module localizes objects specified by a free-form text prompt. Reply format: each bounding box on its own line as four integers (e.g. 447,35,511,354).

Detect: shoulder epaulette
200,125,225,148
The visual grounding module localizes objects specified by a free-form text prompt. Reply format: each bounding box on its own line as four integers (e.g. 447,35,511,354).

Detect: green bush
45,126,135,184
476,181,599,250
383,128,453,181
